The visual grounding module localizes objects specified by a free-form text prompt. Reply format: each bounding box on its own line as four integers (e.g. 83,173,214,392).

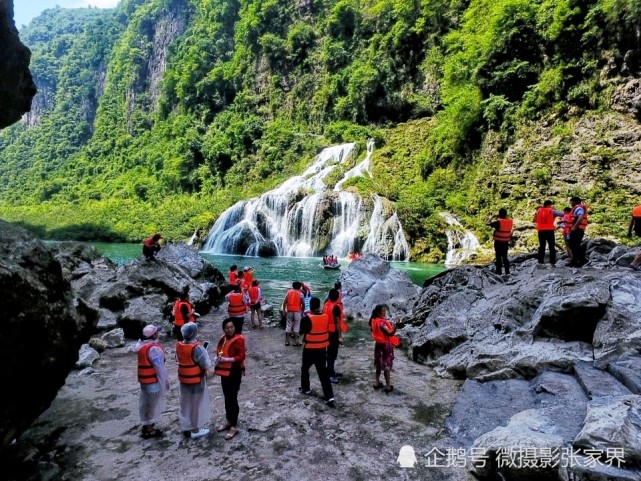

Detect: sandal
373,383,383,390
217,423,231,432
384,385,394,393
224,427,239,440
141,428,163,438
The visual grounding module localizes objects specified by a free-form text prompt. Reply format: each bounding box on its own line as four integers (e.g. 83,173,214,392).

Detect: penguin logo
397,445,417,468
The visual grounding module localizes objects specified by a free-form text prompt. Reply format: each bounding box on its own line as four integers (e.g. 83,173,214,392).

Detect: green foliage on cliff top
1,0,640,256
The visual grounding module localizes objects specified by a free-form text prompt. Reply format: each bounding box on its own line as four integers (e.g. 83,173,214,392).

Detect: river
90,243,445,308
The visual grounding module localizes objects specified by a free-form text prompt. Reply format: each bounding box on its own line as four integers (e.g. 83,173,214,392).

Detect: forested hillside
1,0,640,260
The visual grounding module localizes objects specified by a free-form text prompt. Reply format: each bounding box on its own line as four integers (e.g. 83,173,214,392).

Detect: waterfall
440,212,480,266
201,142,410,260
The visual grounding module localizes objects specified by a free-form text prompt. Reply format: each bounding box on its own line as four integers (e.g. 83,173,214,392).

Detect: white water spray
440,212,480,266
201,142,410,260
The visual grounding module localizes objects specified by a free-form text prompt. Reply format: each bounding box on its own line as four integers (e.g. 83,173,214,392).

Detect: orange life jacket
248,286,261,304
493,218,513,242
285,289,303,312
227,292,247,317
535,207,555,231
176,342,204,384
570,204,588,230
214,334,246,377
633,205,641,217
324,300,348,333
561,213,573,236
229,271,239,285
143,237,156,247
371,317,400,346
173,300,195,327
304,313,329,349
137,342,162,384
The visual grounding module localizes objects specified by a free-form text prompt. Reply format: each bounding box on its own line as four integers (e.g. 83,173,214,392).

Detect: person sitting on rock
142,233,162,261
135,324,170,438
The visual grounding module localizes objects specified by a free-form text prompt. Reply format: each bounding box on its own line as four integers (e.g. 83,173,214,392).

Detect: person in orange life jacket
228,265,242,287
324,281,351,303
226,284,249,334
173,289,199,341
324,288,347,383
533,200,563,267
248,280,264,328
214,318,246,440
299,297,335,407
486,208,513,275
135,324,170,438
142,233,162,261
283,281,305,346
627,205,641,270
370,304,399,393
241,266,254,292
558,207,573,262
176,322,212,439
567,196,589,267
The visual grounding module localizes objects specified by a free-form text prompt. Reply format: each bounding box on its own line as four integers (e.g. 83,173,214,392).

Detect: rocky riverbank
2,225,641,480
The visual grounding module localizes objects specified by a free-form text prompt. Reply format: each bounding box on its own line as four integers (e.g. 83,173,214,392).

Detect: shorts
374,342,394,371
285,311,302,333
250,303,261,312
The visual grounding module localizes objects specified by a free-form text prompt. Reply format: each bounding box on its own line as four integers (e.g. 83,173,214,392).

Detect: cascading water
201,141,410,260
440,212,480,266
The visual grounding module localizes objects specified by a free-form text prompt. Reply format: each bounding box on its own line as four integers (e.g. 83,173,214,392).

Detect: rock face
0,221,88,448
339,253,419,319
0,0,36,128
407,239,641,480
50,242,225,338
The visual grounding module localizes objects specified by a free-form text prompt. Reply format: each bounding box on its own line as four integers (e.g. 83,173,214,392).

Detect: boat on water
320,263,341,270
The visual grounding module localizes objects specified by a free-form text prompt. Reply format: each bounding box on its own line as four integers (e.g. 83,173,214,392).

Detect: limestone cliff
0,0,36,128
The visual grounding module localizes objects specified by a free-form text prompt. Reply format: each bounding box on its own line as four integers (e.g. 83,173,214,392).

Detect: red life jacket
173,300,195,327
137,342,162,384
285,289,303,312
248,286,261,304
633,205,641,217
229,271,239,285
143,237,156,247
227,292,247,317
570,204,588,230
176,342,204,384
371,317,400,346
324,300,348,333
536,207,555,231
493,218,513,242
214,334,246,377
304,314,329,349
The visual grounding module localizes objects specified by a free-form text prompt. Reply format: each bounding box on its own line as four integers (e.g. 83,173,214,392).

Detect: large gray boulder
0,221,89,448
52,242,225,338
340,253,419,319
0,0,37,129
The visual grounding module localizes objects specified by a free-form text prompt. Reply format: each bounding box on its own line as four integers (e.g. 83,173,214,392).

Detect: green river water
90,243,445,308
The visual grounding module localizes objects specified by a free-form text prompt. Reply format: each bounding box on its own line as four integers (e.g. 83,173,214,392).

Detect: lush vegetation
1,0,640,260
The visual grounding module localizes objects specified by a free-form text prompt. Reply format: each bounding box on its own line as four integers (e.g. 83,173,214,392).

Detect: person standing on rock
142,233,162,261
627,205,641,270
241,266,254,292
299,297,335,407
283,281,305,346
228,265,242,288
533,200,563,267
567,196,588,267
176,323,212,439
370,304,399,393
324,288,348,383
136,324,170,438
226,284,249,334
173,289,199,341
248,280,264,328
214,318,246,440
486,208,513,276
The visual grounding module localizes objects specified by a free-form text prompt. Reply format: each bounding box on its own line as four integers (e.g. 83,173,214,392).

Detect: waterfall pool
90,243,445,307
